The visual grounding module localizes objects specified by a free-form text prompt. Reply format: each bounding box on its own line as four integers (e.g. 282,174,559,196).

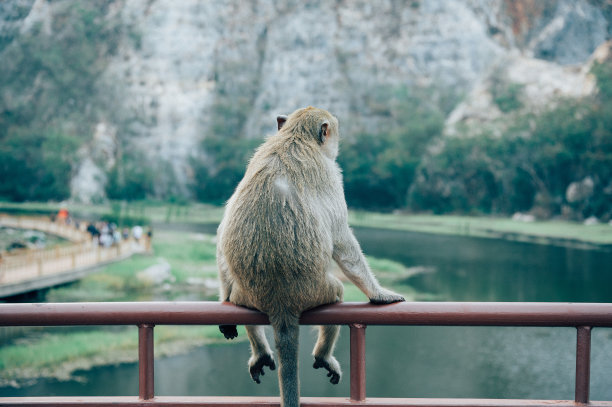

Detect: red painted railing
1,301,612,406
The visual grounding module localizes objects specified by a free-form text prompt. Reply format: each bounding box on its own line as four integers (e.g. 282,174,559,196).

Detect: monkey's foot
369,288,406,305
249,353,276,384
219,324,238,340
313,356,341,385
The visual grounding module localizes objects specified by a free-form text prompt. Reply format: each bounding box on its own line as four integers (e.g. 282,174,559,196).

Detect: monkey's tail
270,313,300,407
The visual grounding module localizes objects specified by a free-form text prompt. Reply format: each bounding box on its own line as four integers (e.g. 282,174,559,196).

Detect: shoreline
0,332,236,389
347,212,612,250
2,202,610,249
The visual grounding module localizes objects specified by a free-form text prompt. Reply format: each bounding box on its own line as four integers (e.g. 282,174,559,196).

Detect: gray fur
217,106,404,407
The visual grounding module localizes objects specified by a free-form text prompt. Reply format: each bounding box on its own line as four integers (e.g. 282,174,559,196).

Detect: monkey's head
277,107,340,160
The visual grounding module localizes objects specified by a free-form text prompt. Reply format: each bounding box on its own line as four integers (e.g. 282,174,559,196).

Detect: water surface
2,227,611,399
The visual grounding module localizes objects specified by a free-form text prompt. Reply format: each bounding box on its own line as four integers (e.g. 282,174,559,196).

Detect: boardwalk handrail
0,214,90,243
0,215,145,296
1,301,611,407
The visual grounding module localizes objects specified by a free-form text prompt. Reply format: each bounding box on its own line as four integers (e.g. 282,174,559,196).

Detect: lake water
2,227,612,400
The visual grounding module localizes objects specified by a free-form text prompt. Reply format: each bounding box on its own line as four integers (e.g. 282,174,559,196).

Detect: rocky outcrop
2,0,610,200
445,39,611,135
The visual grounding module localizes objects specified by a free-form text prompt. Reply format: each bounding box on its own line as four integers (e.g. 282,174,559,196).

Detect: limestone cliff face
2,0,609,201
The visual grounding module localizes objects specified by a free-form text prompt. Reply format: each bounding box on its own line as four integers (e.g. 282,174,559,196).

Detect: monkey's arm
332,228,405,304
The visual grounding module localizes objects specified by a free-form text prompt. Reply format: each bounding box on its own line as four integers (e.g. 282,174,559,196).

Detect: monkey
216,106,405,407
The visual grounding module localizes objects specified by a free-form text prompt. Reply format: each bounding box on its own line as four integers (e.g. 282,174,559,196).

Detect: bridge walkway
0,215,146,298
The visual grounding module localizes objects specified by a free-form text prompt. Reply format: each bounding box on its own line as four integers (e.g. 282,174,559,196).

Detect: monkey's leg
313,325,342,384
219,324,238,340
217,245,240,339
312,273,342,384
246,325,276,384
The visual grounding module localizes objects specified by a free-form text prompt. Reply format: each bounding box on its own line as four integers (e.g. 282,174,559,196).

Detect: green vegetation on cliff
0,2,124,202
409,61,612,221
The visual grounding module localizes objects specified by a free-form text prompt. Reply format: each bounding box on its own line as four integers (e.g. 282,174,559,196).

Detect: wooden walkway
0,215,145,298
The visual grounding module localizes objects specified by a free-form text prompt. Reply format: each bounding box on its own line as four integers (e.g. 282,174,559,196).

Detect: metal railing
0,301,611,406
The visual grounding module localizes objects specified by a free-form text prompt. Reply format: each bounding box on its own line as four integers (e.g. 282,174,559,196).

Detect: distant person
145,227,153,252
57,208,69,224
86,223,100,244
132,225,143,243
99,232,112,248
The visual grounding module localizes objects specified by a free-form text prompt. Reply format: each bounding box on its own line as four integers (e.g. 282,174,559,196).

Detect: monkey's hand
313,356,342,385
369,288,406,305
249,353,276,384
219,324,238,339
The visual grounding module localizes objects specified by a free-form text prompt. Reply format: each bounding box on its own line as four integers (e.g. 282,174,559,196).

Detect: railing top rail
2,396,612,407
1,301,612,327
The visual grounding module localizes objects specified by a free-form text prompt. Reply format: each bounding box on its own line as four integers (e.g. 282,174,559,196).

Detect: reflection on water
2,227,612,399
353,227,612,302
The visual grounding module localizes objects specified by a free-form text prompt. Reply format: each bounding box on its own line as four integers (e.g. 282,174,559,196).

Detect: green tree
192,55,263,203
0,129,79,201
193,134,261,204
340,86,444,210
409,58,612,219
0,1,122,202
105,150,155,201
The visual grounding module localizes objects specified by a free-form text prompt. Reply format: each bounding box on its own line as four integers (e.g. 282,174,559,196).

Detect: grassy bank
349,212,612,248
0,325,226,384
0,201,224,225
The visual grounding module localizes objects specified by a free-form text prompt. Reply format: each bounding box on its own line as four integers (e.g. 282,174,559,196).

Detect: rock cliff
1,0,610,201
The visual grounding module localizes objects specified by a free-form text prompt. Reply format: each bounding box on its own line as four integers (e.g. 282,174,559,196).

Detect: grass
349,212,612,247
45,255,160,302
151,230,218,283
0,325,228,382
0,329,137,376
0,201,225,225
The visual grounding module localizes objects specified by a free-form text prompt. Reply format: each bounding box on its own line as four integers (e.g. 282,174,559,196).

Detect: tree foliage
105,150,156,202
0,2,120,202
0,130,79,201
339,87,445,209
191,59,263,204
410,61,612,219
490,71,524,113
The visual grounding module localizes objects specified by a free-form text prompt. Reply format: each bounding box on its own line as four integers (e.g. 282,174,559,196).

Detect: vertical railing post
138,324,155,400
575,326,591,404
350,323,367,402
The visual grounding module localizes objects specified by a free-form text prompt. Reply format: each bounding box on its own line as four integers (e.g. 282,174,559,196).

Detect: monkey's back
219,136,343,317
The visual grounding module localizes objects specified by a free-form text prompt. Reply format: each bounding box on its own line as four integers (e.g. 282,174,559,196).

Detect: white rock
137,259,172,285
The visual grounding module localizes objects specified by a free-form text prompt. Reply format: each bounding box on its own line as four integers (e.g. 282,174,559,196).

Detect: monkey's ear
318,121,329,144
277,115,288,131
